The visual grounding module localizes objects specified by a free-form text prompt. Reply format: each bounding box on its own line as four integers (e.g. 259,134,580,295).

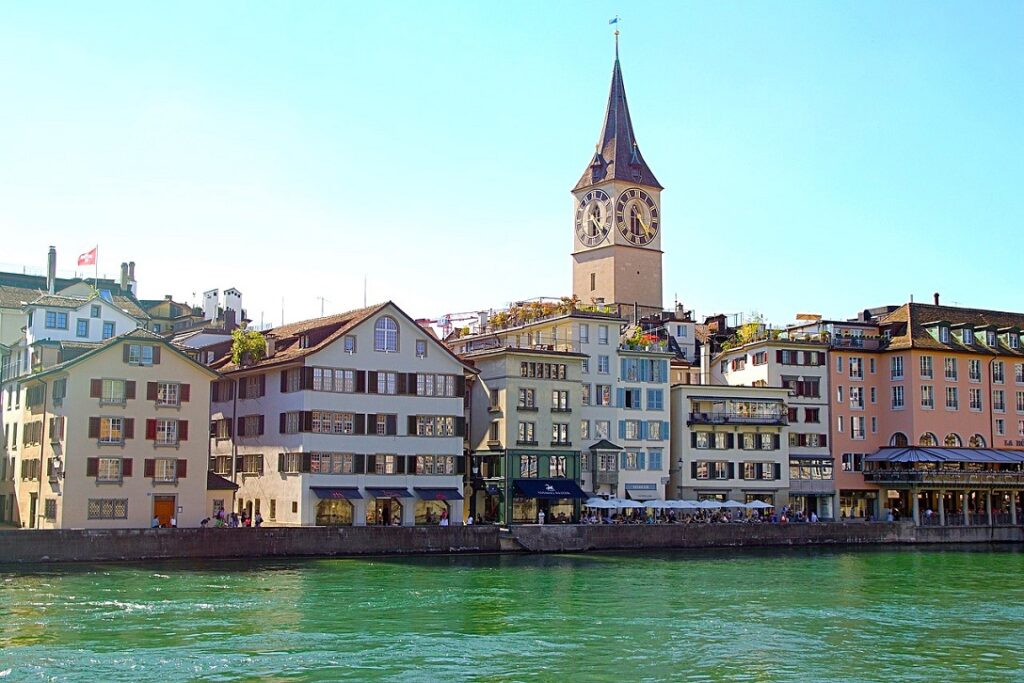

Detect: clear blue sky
2,1,1021,327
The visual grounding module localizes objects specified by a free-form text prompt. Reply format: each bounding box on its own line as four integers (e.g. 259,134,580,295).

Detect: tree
231,328,267,366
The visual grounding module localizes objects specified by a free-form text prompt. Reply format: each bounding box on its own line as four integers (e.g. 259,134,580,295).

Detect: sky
1,1,1022,328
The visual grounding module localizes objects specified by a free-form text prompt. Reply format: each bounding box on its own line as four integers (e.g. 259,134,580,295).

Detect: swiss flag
77,247,97,266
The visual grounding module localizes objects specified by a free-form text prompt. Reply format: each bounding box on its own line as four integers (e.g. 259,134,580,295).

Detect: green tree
231,328,267,366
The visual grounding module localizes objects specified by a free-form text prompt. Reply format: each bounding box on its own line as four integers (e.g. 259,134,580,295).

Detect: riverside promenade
1,522,1022,563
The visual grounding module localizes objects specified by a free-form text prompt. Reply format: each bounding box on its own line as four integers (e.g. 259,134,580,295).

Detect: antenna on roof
316,296,328,317
363,275,367,308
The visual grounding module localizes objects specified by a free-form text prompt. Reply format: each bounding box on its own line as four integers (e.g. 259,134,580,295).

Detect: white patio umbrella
745,500,775,509
643,500,670,508
671,500,699,509
616,499,645,509
585,497,617,509
697,500,723,509
722,500,747,508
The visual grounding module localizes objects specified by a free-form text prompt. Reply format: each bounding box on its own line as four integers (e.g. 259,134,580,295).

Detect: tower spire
574,36,661,191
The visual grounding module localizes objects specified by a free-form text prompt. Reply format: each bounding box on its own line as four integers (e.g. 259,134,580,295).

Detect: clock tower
572,38,664,318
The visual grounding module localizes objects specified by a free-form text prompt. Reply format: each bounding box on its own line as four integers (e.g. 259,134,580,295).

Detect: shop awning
513,478,587,499
414,487,464,501
365,487,414,499
625,485,660,501
310,486,363,500
866,447,1024,464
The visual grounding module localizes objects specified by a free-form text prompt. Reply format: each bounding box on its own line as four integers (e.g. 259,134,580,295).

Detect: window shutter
820,434,828,447
179,420,189,441
152,346,161,364
620,452,627,470
237,380,247,400
397,374,407,395
456,455,466,475
407,373,418,394
776,350,783,363
227,417,233,438
798,434,807,447
280,370,289,393
235,455,244,473
691,432,697,447
176,459,187,479
366,414,377,435
147,382,158,401
302,453,312,473
354,415,366,435
455,417,466,437
181,384,190,402
662,421,669,439
145,419,156,440
125,381,136,400
455,375,466,397
366,455,376,472
90,379,102,398
300,411,313,432
386,415,397,435
691,461,697,478
407,416,417,435
356,371,366,393
258,374,266,397
619,421,626,439
123,345,131,363
638,452,646,469
210,420,218,438
124,418,135,440
773,463,781,480
211,383,220,403
88,417,100,439
122,458,133,477
354,454,365,474
278,453,286,472
773,434,781,449
639,421,647,440
279,413,287,434
727,462,735,479
367,371,378,394
86,457,99,477
409,455,419,473
301,367,313,390
257,415,264,436
144,458,155,478
616,388,625,407
396,457,406,474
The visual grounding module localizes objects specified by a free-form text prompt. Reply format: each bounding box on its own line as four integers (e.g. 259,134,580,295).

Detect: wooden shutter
776,350,783,363
278,453,286,472
408,456,418,474
257,374,266,397
180,384,190,402
226,417,233,438
354,454,365,474
798,434,807,447
235,455,244,473
727,462,735,479
211,382,220,403
691,432,697,447
257,415,264,436
455,416,466,437
123,345,131,363
455,375,466,397
773,434,781,449
300,411,313,432
456,455,466,475
86,457,99,477
397,374,407,395
90,379,102,398
385,415,397,435
301,367,314,390
152,346,161,364
145,419,157,440
726,433,734,449
88,417,100,439
396,456,406,474
237,379,247,400
124,418,135,440
367,414,378,435
407,373,418,394
176,459,187,479
301,453,311,473
690,461,698,478
144,458,155,478
279,413,287,434
820,434,828,447
122,458,133,477
147,382,158,401
407,416,417,435
280,370,289,393
773,463,782,480
354,415,366,435
356,371,366,393
367,372,378,394
366,455,376,472
179,420,189,441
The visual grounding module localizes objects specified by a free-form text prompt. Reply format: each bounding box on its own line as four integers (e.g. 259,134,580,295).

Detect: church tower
572,37,664,318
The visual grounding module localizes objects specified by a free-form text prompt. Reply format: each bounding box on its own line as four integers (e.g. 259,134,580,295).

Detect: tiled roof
28,293,93,308
574,51,662,191
0,284,41,309
881,303,1024,355
0,271,150,320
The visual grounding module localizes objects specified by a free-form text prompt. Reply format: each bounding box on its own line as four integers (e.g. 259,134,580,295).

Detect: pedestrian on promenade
537,509,545,525
151,515,160,528
255,512,263,527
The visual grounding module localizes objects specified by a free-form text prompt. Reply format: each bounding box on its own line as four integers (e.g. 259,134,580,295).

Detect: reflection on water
1,547,1023,681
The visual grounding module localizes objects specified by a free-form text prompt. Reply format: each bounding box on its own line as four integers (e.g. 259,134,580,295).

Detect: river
1,547,1022,681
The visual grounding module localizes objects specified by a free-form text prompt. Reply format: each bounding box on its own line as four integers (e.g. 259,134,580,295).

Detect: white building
209,302,473,527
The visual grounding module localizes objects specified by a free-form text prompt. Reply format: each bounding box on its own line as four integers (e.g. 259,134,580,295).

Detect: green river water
1,547,1023,682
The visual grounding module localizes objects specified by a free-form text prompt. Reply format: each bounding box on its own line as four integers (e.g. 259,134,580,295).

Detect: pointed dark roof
575,46,662,191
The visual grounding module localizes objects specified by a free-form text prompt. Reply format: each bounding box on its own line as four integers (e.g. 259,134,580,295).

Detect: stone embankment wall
1,523,1020,564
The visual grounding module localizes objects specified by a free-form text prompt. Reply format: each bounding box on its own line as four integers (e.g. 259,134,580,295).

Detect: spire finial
614,29,620,59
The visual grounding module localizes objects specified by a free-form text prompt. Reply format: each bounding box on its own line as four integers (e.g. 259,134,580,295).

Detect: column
938,489,945,527
1012,492,1018,526
963,490,970,526
450,499,465,525
911,489,920,526
986,491,993,526
402,497,416,526
353,499,367,526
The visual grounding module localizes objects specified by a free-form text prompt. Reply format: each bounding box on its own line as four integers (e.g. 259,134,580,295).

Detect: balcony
831,337,881,350
864,470,1024,487
687,411,787,426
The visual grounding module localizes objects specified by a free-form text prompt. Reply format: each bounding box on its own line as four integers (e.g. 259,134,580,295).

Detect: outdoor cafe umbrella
616,499,646,509
722,500,747,508
643,500,671,508
697,500,723,510
584,497,617,509
670,500,699,509
745,500,775,509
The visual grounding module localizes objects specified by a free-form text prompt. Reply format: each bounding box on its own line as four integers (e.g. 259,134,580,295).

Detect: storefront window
316,499,353,526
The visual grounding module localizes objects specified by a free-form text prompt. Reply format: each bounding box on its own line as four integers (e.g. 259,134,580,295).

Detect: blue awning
311,486,362,500
513,478,587,499
365,487,414,499
414,487,464,501
866,447,1024,464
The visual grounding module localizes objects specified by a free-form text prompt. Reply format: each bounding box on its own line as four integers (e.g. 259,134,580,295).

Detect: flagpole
94,245,98,289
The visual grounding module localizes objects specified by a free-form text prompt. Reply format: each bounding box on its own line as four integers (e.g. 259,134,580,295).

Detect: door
28,493,37,529
153,496,175,528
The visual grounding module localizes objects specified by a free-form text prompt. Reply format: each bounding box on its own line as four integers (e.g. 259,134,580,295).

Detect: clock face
616,188,659,246
574,189,612,247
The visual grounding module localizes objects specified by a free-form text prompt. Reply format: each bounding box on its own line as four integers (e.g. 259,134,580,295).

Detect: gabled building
208,301,474,527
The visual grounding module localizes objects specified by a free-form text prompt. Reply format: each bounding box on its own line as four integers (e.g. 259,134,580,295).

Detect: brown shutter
235,455,244,473
278,453,286,472
124,418,135,440
367,414,378,434
367,371,378,394
366,455,376,472
144,458,155,477
211,382,220,402
226,417,233,438
125,381,136,400
396,456,406,474
179,420,189,441
257,415,265,435
385,414,397,435
300,411,312,432
123,345,131,363
407,415,417,435
90,379,102,398
408,456,418,473
122,458,133,477
354,414,366,435
176,459,187,478
776,350,783,363
237,379,247,400
455,417,466,437
180,384,190,402
147,382,158,401
408,373,418,394
301,453,312,473
258,374,266,397
821,434,828,447
88,417,100,439
145,419,157,440
280,370,289,393
152,346,161,364
397,373,407,395
279,413,287,434
86,457,99,477
301,367,313,390
455,375,466,397
356,371,366,393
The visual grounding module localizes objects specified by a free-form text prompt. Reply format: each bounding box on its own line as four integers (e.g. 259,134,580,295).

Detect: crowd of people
578,505,819,525
198,508,263,528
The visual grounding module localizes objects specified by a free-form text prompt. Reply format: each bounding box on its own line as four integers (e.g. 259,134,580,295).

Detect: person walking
537,509,545,525
254,512,263,528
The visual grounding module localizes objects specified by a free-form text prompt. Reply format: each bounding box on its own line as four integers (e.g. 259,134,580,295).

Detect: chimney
265,334,277,359
128,261,137,295
120,262,129,290
934,292,940,306
47,246,57,295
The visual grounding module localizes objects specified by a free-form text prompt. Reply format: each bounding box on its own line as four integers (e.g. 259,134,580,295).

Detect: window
996,419,1005,436
621,451,642,471
1017,391,1024,413
212,455,232,475
374,455,399,475
836,386,843,403
155,419,179,445
344,335,357,353
837,415,844,433
870,387,877,404
520,455,538,478
45,311,69,329
919,432,938,447
96,457,123,482
804,408,820,423
579,324,590,344
102,322,115,339
963,328,974,344
695,461,710,479
551,423,569,445
890,356,904,380
76,319,89,337
127,344,156,366
551,390,569,411
101,379,126,405
713,462,729,479
595,420,610,440
943,357,957,381
921,385,934,409
849,387,864,409
581,384,591,406
376,371,397,395
99,417,124,444
695,432,710,449
890,433,909,447
920,356,933,379
415,340,427,358
944,433,962,447
969,359,982,382
156,382,180,406
623,420,642,440
1011,334,1021,350
52,378,67,403
836,356,843,373
597,355,609,374
760,434,774,450
648,449,663,471
969,434,986,448
517,422,536,445
994,390,1006,412
970,388,983,411
620,387,641,409
595,384,611,406
91,305,101,318
154,457,178,482
374,316,399,352
869,358,876,374
241,454,264,474
743,433,757,450
598,326,609,345
550,455,567,477
415,415,455,437
87,499,128,520
581,358,589,374
945,387,959,410
646,389,664,411
152,324,161,333
939,326,950,343
518,388,536,409
1016,364,1024,384
580,420,590,440
849,357,863,379
648,420,664,440
891,386,904,409
993,361,1005,384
